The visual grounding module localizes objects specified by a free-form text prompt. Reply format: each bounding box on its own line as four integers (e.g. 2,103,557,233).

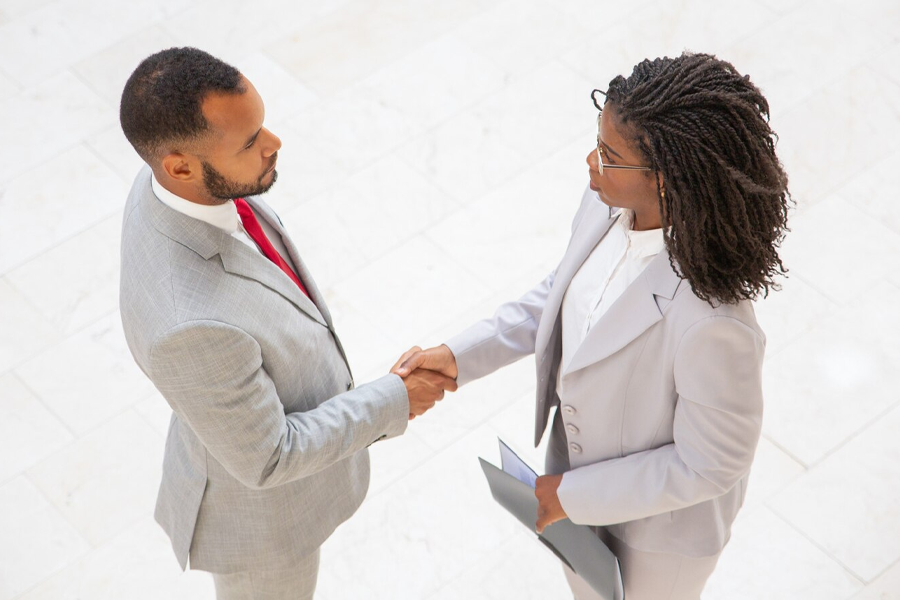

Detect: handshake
390,344,459,420
388,343,568,532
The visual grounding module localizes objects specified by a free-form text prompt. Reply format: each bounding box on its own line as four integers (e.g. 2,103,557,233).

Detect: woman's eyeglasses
592,89,652,176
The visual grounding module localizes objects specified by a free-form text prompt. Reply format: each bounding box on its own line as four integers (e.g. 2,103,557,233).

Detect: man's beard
201,159,277,202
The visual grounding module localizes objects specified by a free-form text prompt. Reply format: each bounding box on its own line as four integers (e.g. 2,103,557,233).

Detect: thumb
390,346,422,376
396,351,429,376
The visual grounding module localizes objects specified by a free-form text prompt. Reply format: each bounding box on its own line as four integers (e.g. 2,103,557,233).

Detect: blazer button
569,443,582,454
562,405,576,416
566,423,579,435
347,380,353,390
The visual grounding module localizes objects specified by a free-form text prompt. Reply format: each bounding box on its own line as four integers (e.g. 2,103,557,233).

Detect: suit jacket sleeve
149,319,410,490
444,185,597,387
556,315,765,525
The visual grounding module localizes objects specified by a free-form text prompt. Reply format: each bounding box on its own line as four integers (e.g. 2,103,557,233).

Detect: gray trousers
212,548,320,600
546,409,721,600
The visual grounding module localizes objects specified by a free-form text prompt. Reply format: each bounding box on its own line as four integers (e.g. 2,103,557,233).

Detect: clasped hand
390,345,459,420
389,345,568,531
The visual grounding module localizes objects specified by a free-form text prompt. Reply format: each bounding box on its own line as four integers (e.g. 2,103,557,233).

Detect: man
118,47,456,599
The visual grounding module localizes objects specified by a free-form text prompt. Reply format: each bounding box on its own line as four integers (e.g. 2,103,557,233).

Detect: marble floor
1,0,899,598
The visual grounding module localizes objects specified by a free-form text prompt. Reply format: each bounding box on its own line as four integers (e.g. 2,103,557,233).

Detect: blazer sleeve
444,185,597,386
149,319,410,490
556,315,765,525
444,271,555,386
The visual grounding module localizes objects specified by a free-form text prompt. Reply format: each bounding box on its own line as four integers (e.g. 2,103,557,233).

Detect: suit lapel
536,201,619,357
244,197,354,377
145,182,328,328
563,249,682,376
243,196,334,327
218,238,328,328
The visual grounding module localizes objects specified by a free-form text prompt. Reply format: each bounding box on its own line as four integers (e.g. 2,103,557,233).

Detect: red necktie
234,198,310,299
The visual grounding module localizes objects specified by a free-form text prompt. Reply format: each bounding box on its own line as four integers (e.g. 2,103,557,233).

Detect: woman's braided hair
605,52,792,305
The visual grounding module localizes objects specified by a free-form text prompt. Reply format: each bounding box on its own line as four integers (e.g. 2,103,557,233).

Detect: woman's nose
586,147,599,171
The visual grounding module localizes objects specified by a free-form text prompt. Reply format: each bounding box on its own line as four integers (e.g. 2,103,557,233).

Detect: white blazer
445,186,765,558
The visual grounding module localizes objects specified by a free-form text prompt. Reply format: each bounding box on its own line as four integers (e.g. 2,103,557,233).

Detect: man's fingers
422,371,458,392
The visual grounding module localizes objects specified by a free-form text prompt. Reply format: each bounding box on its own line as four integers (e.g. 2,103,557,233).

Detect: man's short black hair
120,47,246,163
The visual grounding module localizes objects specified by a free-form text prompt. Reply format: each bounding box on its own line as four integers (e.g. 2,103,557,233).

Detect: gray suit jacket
120,166,409,573
445,186,765,558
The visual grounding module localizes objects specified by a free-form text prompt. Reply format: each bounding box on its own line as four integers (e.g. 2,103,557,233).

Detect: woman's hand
535,474,567,534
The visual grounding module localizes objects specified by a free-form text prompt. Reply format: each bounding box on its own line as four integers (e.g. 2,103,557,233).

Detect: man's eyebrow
599,137,623,159
242,127,261,149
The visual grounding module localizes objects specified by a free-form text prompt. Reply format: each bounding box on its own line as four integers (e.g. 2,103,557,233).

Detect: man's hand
535,474,567,534
393,344,458,380
402,368,457,420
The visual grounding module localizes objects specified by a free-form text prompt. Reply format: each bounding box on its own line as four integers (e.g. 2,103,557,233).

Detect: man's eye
245,140,255,150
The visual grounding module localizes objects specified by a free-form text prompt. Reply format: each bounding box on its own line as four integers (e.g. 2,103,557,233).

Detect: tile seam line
805,400,900,470
0,183,123,278
7,370,79,440
259,6,499,102
767,505,867,586
4,305,121,403
851,553,900,597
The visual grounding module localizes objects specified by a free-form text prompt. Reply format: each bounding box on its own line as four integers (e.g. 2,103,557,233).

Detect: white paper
498,438,538,488
615,557,624,600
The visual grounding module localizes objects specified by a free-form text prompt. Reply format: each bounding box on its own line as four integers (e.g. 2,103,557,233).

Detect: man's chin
256,169,277,194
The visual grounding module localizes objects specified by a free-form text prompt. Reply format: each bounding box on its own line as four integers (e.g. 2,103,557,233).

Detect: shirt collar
615,208,666,259
151,173,240,234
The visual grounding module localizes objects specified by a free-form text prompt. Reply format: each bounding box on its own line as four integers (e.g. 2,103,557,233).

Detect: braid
606,52,792,305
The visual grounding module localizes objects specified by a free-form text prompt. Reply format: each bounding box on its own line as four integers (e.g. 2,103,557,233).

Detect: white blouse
558,208,666,388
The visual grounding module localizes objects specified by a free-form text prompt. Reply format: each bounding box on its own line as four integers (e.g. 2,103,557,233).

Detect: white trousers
212,548,320,600
562,527,721,600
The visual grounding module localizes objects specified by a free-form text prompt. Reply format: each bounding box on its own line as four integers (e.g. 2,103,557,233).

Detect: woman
395,52,791,600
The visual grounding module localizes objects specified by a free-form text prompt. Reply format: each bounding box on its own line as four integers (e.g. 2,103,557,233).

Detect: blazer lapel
218,239,328,328
145,184,328,328
244,197,354,376
536,201,619,357
243,196,334,328
563,249,682,376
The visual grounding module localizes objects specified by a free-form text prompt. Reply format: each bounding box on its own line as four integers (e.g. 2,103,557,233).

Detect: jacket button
566,423,579,435
347,380,353,390
562,405,576,416
569,443,582,454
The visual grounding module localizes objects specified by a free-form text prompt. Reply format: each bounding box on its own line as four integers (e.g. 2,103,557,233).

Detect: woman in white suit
395,52,791,600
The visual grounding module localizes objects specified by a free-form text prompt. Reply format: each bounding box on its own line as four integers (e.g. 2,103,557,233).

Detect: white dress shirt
558,209,665,389
150,174,300,278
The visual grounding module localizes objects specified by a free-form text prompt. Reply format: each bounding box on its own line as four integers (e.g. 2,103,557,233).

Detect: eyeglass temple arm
601,164,652,171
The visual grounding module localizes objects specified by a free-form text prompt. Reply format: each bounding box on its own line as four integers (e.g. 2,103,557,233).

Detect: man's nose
263,129,282,155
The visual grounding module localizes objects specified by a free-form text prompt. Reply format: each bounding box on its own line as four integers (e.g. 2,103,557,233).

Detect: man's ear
160,152,197,183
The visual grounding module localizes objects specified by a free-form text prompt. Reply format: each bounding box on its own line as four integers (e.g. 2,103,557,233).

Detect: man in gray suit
118,47,456,599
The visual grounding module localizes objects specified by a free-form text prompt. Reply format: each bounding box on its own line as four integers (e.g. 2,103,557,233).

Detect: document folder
480,439,624,600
